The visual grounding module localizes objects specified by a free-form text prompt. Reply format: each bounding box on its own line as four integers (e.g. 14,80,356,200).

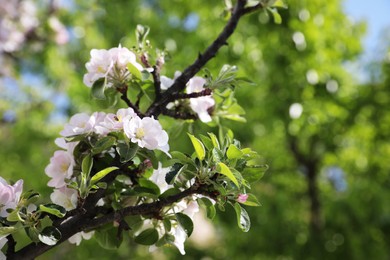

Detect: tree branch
9,183,212,260
145,0,261,117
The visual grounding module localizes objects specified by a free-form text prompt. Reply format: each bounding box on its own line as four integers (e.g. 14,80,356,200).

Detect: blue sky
344,0,390,60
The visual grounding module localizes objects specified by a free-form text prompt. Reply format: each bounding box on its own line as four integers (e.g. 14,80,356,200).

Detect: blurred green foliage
1,0,390,259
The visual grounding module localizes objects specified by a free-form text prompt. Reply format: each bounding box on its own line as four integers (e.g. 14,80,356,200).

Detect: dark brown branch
172,88,212,100
9,184,211,260
118,85,145,117
145,0,262,117
161,108,198,120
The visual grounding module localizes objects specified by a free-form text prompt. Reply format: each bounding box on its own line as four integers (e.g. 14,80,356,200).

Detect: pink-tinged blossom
108,45,143,70
50,187,78,211
237,194,249,203
83,49,112,87
0,177,23,217
68,231,95,246
60,113,93,137
98,108,136,132
83,45,144,87
45,150,74,188
186,77,215,123
123,116,170,155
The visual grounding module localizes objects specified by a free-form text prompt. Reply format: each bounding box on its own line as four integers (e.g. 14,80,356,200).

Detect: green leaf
95,224,122,249
64,134,88,143
39,204,66,218
242,165,268,183
159,187,181,199
171,151,195,165
165,163,184,184
233,202,251,232
7,210,23,222
163,218,172,232
92,136,116,155
227,144,243,160
241,193,262,207
91,166,119,185
217,162,240,187
197,198,216,220
82,154,93,176
272,0,288,8
38,226,62,245
188,133,206,161
138,179,160,195
199,134,213,151
134,228,159,245
208,132,220,149
127,62,142,80
175,213,194,237
268,8,282,24
91,78,106,100
212,148,224,162
116,142,138,163
0,226,17,237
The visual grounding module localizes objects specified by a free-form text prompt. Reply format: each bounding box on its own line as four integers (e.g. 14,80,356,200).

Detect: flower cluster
0,177,23,258
83,45,145,87
46,107,170,206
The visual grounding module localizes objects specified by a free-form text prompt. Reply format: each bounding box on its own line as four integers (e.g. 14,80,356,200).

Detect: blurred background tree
1,0,389,259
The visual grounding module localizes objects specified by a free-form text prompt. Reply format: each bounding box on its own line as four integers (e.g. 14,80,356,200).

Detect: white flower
68,231,95,246
50,187,78,211
45,150,74,188
149,163,172,193
60,113,93,137
109,45,143,70
83,49,112,87
123,116,170,155
160,71,181,90
187,77,215,123
83,45,144,87
0,177,23,217
98,108,136,133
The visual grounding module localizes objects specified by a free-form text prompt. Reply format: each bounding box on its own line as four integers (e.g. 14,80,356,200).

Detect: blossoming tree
0,1,285,259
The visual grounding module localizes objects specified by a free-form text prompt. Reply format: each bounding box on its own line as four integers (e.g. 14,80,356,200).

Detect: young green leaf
127,62,142,80
39,204,66,218
217,162,240,187
116,142,138,163
188,133,206,161
0,226,17,237
91,166,119,185
241,193,262,207
81,154,93,176
227,144,243,160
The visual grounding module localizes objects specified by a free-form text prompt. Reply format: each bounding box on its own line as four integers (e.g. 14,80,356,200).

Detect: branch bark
145,0,260,118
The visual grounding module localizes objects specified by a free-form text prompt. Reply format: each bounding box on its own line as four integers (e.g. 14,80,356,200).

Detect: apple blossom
97,108,136,133
0,177,23,217
50,187,78,211
60,113,93,137
160,71,182,90
45,150,74,188
68,231,95,246
83,45,144,87
187,76,215,123
123,116,170,155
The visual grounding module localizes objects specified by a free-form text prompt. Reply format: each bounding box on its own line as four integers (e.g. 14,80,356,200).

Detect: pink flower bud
237,194,249,203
